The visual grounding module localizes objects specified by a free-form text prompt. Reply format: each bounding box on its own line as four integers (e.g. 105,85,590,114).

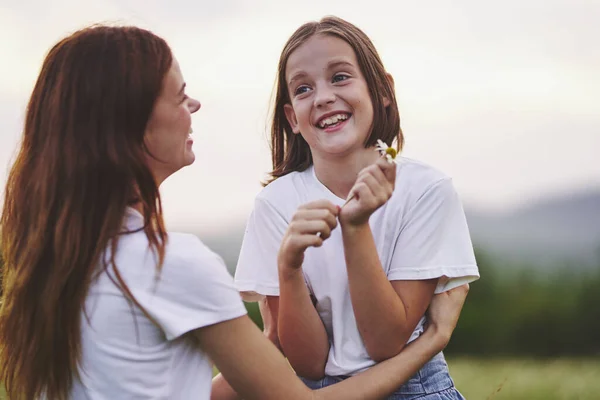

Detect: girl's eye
332,74,349,83
180,94,189,103
294,86,310,96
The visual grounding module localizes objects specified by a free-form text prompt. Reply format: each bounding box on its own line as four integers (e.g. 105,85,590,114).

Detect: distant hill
193,188,600,274
465,188,600,269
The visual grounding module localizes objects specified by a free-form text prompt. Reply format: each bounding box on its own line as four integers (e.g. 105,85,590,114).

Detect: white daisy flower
375,139,398,164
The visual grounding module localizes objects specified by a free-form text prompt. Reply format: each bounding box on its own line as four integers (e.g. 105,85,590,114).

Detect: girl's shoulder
254,168,313,210
391,157,458,208
396,156,452,190
260,169,310,195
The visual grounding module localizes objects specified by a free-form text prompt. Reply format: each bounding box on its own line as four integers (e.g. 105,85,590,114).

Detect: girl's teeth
320,114,347,128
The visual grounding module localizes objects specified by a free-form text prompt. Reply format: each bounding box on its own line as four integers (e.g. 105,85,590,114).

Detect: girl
0,25,468,400
234,16,479,399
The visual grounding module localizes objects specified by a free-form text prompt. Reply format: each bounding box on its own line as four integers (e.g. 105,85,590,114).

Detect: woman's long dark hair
0,25,172,400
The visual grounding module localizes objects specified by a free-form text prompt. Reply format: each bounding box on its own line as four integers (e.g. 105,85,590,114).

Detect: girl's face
284,34,385,163
144,58,201,183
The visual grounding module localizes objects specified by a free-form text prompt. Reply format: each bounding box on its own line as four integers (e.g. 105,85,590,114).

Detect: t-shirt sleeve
388,177,480,294
132,236,248,341
234,196,288,302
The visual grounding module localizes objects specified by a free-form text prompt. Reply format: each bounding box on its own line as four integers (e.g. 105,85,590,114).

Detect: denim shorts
299,352,466,400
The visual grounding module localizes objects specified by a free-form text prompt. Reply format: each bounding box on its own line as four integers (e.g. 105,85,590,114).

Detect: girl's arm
340,158,435,361
276,200,339,379
341,221,437,361
201,284,469,400
278,268,329,379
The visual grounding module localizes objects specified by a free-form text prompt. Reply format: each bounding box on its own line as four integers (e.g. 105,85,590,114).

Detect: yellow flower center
385,147,397,159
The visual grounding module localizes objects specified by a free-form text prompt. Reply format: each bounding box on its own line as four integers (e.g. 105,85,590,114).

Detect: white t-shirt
234,157,479,377
71,208,247,399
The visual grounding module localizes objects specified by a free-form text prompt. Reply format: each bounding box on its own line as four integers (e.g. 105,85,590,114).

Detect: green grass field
449,358,600,400
1,358,598,399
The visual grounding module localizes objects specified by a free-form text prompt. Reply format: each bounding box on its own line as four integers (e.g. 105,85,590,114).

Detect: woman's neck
312,147,379,200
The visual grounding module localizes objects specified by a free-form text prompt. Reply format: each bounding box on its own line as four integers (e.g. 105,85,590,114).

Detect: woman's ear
382,72,395,107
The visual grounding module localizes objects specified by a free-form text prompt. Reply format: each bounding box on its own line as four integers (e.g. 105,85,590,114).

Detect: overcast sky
1,0,598,232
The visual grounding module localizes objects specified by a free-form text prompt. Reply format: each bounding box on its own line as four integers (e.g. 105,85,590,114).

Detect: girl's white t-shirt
71,208,247,399
234,158,480,377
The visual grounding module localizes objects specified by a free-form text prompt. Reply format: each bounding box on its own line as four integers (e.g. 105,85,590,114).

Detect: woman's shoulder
154,232,233,288
166,232,223,267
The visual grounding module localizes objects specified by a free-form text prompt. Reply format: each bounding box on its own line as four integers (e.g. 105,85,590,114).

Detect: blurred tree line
244,249,600,357
443,249,600,357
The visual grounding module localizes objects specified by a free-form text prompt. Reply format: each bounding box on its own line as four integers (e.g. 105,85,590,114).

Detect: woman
0,25,469,400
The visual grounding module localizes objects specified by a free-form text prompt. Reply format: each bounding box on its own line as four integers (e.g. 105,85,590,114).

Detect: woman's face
144,57,201,183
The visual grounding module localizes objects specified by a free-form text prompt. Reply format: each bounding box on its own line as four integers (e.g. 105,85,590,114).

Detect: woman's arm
211,296,281,400
199,284,469,400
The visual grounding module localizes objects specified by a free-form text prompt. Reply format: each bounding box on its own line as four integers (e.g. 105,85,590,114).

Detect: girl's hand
278,200,339,271
426,284,470,346
340,157,396,226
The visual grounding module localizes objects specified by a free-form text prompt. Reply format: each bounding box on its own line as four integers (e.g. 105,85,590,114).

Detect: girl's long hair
0,25,172,400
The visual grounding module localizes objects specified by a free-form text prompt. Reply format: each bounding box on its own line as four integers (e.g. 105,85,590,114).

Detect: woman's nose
189,98,201,113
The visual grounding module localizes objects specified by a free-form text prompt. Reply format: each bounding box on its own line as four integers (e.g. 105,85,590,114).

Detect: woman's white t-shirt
234,158,480,377
71,208,247,399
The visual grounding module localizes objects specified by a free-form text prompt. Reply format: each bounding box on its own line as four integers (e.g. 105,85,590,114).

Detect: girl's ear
382,72,395,107
284,104,301,134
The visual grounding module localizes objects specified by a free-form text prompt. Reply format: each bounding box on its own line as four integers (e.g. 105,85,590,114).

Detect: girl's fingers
294,209,338,229
299,200,339,216
286,233,324,251
355,173,389,204
358,164,387,187
288,219,333,240
356,168,394,203
349,182,376,206
375,157,396,185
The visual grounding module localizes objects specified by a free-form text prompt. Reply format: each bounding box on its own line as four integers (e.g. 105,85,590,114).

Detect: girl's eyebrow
288,72,307,86
327,60,354,70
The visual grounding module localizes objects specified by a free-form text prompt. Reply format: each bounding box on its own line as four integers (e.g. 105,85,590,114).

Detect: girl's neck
312,147,379,200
